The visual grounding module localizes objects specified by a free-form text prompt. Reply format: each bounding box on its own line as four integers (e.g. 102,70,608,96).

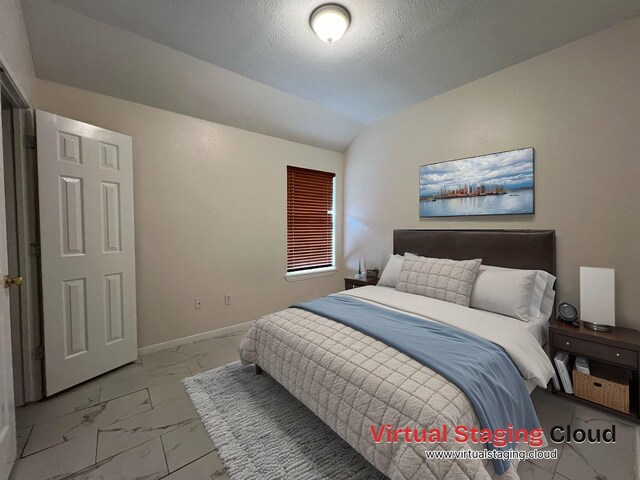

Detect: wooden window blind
287,166,335,272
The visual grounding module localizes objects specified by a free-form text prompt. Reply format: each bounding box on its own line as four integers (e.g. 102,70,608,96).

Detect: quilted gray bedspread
240,305,524,480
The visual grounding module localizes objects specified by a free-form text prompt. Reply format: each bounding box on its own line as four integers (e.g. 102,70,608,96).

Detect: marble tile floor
9,326,639,480
518,388,640,480
10,330,248,480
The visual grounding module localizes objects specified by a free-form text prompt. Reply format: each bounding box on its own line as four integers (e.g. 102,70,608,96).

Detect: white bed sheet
357,286,550,345
476,306,550,347
468,307,550,394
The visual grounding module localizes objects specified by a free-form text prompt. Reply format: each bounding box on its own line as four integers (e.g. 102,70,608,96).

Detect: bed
240,229,556,480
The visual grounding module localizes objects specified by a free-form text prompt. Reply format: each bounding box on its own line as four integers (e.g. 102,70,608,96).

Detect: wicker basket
573,366,629,414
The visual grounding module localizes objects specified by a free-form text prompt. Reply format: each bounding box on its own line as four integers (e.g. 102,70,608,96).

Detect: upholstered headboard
393,229,555,275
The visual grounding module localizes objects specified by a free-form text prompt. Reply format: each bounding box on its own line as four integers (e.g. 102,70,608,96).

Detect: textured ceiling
21,0,363,151
21,0,640,150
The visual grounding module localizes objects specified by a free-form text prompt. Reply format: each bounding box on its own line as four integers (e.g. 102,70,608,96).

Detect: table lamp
580,266,615,332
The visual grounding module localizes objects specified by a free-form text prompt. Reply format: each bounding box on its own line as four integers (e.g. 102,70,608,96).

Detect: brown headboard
393,229,555,275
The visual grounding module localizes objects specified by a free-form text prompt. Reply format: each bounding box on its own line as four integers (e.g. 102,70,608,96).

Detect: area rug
183,362,385,480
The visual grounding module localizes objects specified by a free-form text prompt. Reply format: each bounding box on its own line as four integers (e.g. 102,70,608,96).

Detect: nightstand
344,277,378,290
549,319,640,421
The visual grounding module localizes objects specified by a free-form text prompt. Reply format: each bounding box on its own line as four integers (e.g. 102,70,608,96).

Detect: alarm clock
558,302,579,325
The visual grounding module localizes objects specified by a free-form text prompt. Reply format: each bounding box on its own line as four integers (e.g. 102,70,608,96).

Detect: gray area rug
183,362,386,480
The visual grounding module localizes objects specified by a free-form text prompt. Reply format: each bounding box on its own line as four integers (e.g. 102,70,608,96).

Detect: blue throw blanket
293,295,540,474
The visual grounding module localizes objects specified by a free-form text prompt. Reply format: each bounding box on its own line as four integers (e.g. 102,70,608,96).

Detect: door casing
0,67,20,480
0,68,42,406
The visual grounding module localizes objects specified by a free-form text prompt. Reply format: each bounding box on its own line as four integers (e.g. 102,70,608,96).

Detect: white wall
0,0,37,103
345,18,640,328
34,79,345,347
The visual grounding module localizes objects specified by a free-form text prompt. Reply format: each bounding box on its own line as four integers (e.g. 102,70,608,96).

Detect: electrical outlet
195,297,203,309
224,294,232,305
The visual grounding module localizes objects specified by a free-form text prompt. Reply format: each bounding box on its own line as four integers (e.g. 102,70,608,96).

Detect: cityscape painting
419,147,534,217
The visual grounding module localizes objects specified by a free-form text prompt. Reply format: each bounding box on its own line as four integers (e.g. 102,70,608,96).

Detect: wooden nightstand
549,319,640,421
344,277,378,290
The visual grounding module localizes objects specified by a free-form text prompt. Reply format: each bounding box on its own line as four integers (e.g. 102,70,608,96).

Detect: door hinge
23,134,36,150
32,345,44,360
29,242,40,257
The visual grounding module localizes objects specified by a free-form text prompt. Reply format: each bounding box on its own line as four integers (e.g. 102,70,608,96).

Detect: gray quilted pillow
396,253,482,306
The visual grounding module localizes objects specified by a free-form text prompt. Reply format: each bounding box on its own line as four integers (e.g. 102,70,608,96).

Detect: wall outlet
224,294,232,305
195,297,203,309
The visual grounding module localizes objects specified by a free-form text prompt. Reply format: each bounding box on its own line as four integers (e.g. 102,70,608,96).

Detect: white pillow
539,281,557,320
470,268,537,321
377,254,404,287
470,265,556,322
486,265,556,320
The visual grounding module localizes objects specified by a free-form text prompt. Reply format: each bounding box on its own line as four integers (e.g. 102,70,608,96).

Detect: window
287,166,335,274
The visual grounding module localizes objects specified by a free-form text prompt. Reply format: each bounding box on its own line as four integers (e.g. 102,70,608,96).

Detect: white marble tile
148,379,188,407
187,334,245,374
163,451,228,480
531,388,577,431
161,420,214,472
9,432,97,480
16,383,101,429
573,402,638,429
517,459,555,480
99,362,191,403
530,388,573,470
216,329,251,339
0,463,9,480
208,333,245,353
96,396,198,461
98,362,146,383
555,403,637,480
15,426,32,459
23,389,151,456
68,437,168,480
141,340,214,370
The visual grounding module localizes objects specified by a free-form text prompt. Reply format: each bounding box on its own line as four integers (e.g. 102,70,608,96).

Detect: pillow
472,265,556,321
377,254,404,288
539,281,557,321
396,253,481,307
470,268,537,321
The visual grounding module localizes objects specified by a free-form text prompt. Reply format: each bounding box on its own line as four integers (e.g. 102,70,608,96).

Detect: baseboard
137,321,255,356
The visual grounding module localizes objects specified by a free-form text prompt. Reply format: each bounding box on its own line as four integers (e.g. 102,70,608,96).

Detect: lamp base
583,321,613,332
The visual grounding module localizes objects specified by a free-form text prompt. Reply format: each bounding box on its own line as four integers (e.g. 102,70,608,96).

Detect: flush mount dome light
310,4,350,43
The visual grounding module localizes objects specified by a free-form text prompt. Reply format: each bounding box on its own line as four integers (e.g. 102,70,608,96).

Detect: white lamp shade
580,267,615,327
310,5,350,43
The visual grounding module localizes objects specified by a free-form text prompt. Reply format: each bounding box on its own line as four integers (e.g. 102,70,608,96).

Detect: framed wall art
419,147,534,218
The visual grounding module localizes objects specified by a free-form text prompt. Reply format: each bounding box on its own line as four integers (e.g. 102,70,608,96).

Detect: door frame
11,106,42,404
0,65,20,480
0,66,42,405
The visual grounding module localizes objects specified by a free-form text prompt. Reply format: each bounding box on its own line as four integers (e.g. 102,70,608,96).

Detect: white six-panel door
0,102,17,480
36,110,137,396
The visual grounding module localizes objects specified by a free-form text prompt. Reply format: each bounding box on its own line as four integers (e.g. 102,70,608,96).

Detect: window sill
285,267,337,282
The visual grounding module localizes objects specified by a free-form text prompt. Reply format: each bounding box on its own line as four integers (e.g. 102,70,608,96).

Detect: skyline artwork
419,147,534,217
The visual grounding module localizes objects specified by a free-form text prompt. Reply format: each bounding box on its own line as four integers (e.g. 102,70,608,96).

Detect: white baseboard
137,321,255,356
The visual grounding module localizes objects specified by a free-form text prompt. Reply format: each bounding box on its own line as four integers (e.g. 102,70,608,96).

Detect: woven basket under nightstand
573,367,629,414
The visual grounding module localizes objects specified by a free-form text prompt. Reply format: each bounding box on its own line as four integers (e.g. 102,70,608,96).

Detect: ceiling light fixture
310,4,350,43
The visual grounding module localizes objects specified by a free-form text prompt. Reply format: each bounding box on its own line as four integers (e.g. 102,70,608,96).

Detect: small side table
344,277,378,290
549,319,640,421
